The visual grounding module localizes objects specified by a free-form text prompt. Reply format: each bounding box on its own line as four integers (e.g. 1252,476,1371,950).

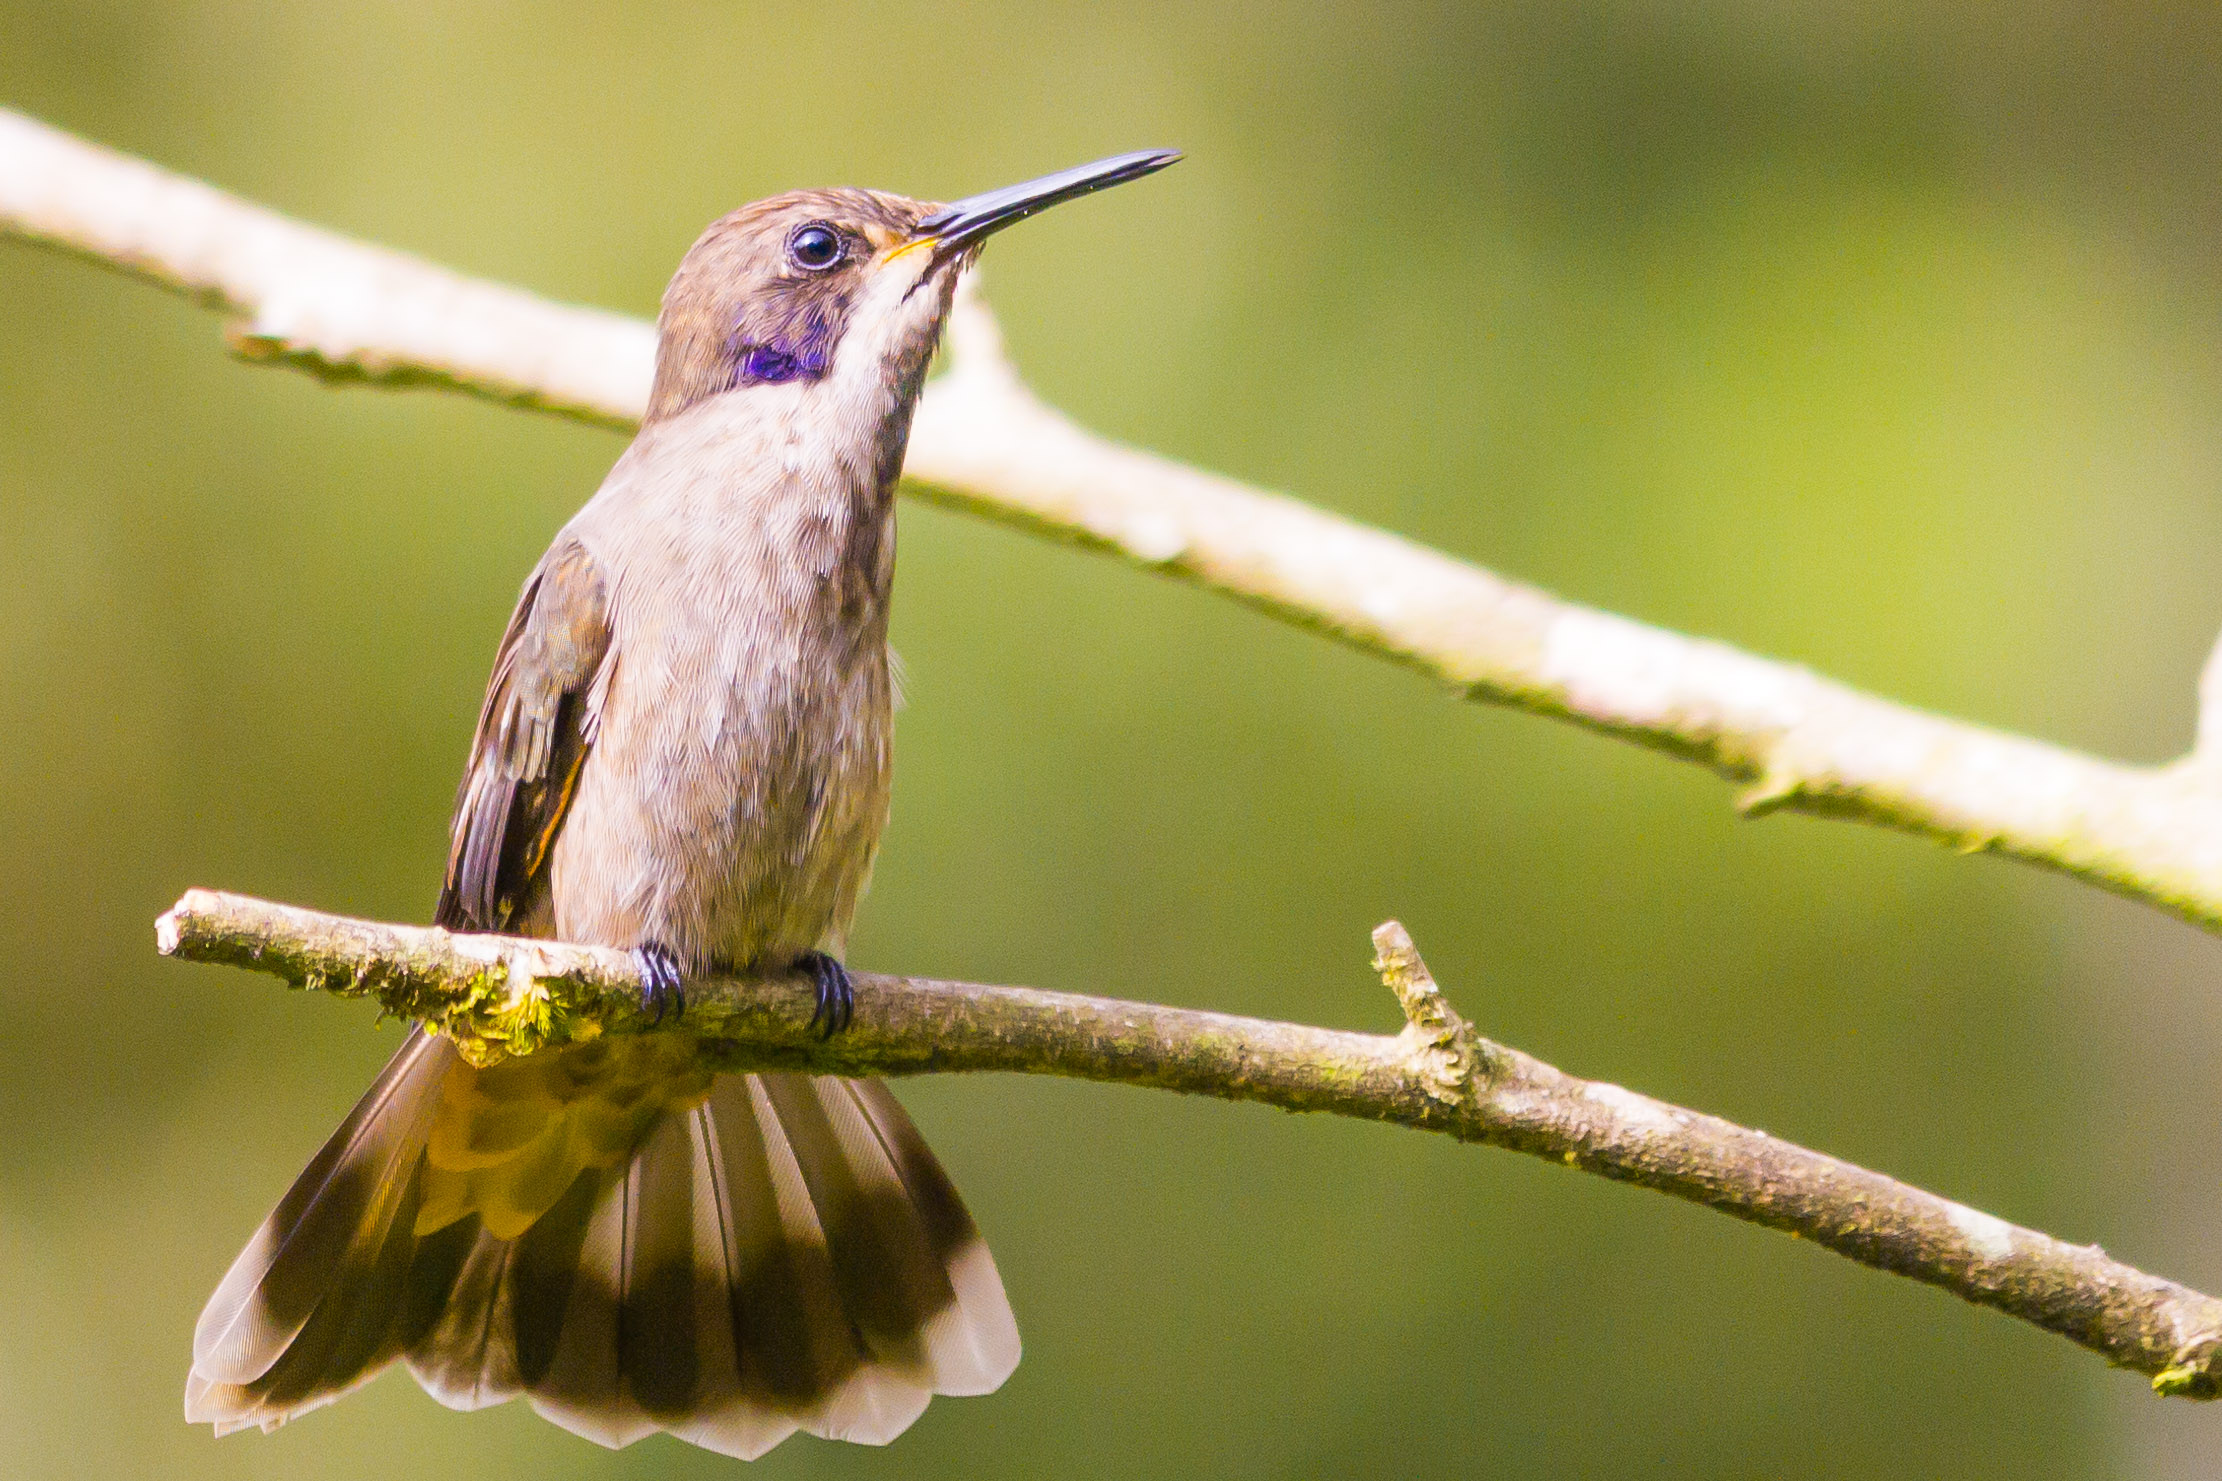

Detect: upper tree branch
156,888,2222,1400
8,108,2222,929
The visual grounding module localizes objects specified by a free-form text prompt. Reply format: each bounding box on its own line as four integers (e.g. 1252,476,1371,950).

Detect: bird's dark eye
786,223,845,272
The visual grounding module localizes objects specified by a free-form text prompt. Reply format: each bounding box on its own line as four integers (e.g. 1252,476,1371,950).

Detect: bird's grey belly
544,630,891,972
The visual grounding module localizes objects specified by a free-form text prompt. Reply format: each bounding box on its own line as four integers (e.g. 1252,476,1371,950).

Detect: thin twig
7,107,2222,931
157,887,2222,1399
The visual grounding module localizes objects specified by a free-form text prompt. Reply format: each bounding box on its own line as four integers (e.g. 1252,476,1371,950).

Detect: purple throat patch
736,312,836,386
739,343,828,384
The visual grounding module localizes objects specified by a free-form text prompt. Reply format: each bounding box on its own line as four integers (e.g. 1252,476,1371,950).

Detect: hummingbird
184,149,1180,1458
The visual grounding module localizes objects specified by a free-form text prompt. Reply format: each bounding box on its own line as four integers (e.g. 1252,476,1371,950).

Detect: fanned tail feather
186,1031,1018,1458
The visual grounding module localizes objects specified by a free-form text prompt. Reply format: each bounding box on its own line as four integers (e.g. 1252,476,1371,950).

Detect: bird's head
645,150,1180,426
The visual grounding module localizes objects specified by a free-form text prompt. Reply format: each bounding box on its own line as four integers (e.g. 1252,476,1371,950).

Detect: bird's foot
633,943,686,1025
801,950,854,1038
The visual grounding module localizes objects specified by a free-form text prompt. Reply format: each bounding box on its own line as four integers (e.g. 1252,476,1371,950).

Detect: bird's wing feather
436,536,613,932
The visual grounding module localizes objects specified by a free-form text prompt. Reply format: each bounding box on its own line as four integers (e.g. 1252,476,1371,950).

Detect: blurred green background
6,2,2222,1477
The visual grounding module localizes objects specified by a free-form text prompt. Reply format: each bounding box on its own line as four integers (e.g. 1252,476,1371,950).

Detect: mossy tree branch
7,107,2222,932
159,887,2222,1400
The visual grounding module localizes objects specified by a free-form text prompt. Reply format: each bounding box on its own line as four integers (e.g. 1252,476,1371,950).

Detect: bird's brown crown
644,189,947,425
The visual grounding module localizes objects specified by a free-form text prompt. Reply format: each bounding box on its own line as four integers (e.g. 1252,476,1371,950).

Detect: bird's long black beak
912,149,1182,261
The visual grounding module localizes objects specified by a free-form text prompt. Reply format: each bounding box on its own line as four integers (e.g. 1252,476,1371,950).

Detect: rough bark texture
159,888,2222,1399
8,105,2222,931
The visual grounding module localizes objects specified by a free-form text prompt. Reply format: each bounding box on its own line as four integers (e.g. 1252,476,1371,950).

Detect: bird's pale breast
542,393,896,972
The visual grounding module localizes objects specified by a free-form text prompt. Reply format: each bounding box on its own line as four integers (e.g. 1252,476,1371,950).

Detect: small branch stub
2196,627,2222,768
1372,920,1483,1103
